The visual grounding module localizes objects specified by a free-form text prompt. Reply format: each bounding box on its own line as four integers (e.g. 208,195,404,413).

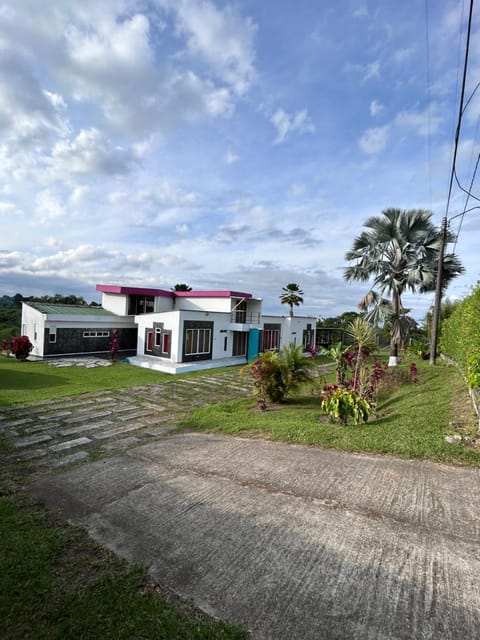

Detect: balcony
229,311,261,331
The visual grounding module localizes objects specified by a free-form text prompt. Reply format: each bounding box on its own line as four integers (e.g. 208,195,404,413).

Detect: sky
1,0,480,321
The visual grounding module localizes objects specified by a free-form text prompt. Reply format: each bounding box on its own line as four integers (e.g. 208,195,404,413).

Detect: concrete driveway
32,432,480,640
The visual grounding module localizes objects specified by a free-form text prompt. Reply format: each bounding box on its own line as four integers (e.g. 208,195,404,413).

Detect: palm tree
344,208,464,366
280,283,304,316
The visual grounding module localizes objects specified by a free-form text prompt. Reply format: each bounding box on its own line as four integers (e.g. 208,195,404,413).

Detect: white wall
175,297,232,313
21,304,45,357
101,293,128,315
261,314,316,349
135,309,240,363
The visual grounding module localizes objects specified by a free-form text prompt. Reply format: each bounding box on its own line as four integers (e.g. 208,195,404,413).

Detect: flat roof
96,284,252,299
26,302,116,316
96,284,173,297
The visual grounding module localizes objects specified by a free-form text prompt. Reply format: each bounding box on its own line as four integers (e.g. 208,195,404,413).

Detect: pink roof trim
174,290,252,298
96,284,173,297
96,284,252,299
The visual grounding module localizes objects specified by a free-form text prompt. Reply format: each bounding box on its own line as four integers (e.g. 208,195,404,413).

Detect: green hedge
439,282,480,387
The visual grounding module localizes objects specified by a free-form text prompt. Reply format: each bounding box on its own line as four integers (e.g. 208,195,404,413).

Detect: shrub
241,343,314,406
1,337,13,357
440,282,480,387
11,335,33,360
320,385,372,425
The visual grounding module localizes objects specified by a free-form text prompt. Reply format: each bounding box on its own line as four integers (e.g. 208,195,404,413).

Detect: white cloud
394,105,443,135
344,60,381,82
70,185,89,205
35,190,64,222
225,151,239,164
358,126,389,154
50,128,138,176
163,0,257,96
393,47,415,64
0,201,23,217
0,48,68,148
370,100,385,116
271,108,315,144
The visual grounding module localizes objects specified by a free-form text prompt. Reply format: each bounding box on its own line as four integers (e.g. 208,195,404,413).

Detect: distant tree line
0,293,100,340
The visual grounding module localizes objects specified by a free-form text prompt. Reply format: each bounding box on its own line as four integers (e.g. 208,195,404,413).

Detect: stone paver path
1,368,251,473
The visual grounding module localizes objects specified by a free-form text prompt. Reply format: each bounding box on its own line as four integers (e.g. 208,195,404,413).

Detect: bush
320,385,372,425
241,343,314,406
11,335,33,360
439,282,480,387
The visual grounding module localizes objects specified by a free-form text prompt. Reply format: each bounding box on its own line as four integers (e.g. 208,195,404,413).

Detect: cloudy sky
1,0,479,320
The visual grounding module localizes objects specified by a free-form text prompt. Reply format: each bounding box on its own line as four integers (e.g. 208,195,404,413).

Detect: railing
230,311,261,324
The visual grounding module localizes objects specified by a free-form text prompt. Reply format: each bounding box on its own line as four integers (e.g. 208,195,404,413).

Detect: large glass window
185,328,211,355
263,329,280,350
128,295,154,315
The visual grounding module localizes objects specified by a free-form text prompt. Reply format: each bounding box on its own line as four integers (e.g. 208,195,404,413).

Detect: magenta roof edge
96,284,253,299
96,284,174,297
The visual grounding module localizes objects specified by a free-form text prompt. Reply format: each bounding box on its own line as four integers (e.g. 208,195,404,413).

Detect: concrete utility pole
429,216,448,365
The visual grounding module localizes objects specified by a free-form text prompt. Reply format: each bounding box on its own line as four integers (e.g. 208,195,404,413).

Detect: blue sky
1,0,479,320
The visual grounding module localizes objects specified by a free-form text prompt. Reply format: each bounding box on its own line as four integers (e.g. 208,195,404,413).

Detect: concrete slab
31,433,480,640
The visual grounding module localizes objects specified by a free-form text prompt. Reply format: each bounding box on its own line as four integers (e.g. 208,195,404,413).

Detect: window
232,331,248,356
263,329,280,350
154,327,162,347
128,295,154,315
303,324,315,349
83,330,110,338
185,328,211,355
49,333,56,343
162,333,171,355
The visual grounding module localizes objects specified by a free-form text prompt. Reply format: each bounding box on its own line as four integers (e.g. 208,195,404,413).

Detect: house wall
175,297,232,313
43,326,137,356
21,303,138,358
21,304,46,357
261,315,316,350
135,310,244,364
101,292,129,315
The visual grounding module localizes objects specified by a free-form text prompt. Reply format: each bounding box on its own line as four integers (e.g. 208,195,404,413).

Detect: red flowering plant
11,335,33,360
109,329,120,361
320,319,387,424
1,337,13,357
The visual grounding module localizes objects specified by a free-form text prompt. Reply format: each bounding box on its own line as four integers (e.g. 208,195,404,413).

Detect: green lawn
181,359,480,467
0,357,173,406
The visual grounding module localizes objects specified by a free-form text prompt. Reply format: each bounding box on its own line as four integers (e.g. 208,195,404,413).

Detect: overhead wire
444,0,474,222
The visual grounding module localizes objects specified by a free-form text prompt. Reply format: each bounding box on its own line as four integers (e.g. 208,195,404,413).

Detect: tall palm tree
344,208,464,366
280,283,304,316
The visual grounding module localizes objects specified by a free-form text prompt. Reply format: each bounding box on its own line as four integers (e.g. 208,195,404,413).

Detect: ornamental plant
241,343,314,407
1,337,13,357
11,335,33,360
320,385,372,425
109,329,120,361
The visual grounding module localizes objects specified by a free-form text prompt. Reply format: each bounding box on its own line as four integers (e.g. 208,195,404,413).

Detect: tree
280,283,304,317
344,208,464,366
172,283,192,292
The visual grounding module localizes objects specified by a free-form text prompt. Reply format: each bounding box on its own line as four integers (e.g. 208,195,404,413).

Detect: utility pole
429,216,448,365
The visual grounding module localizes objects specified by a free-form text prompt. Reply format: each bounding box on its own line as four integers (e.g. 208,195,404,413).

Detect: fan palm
280,283,304,316
344,208,464,365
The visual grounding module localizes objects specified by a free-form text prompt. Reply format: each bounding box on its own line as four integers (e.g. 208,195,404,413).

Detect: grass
0,356,239,406
180,359,480,467
0,494,247,640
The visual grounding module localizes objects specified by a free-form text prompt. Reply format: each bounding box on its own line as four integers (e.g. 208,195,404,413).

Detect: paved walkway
31,433,480,640
0,367,250,471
